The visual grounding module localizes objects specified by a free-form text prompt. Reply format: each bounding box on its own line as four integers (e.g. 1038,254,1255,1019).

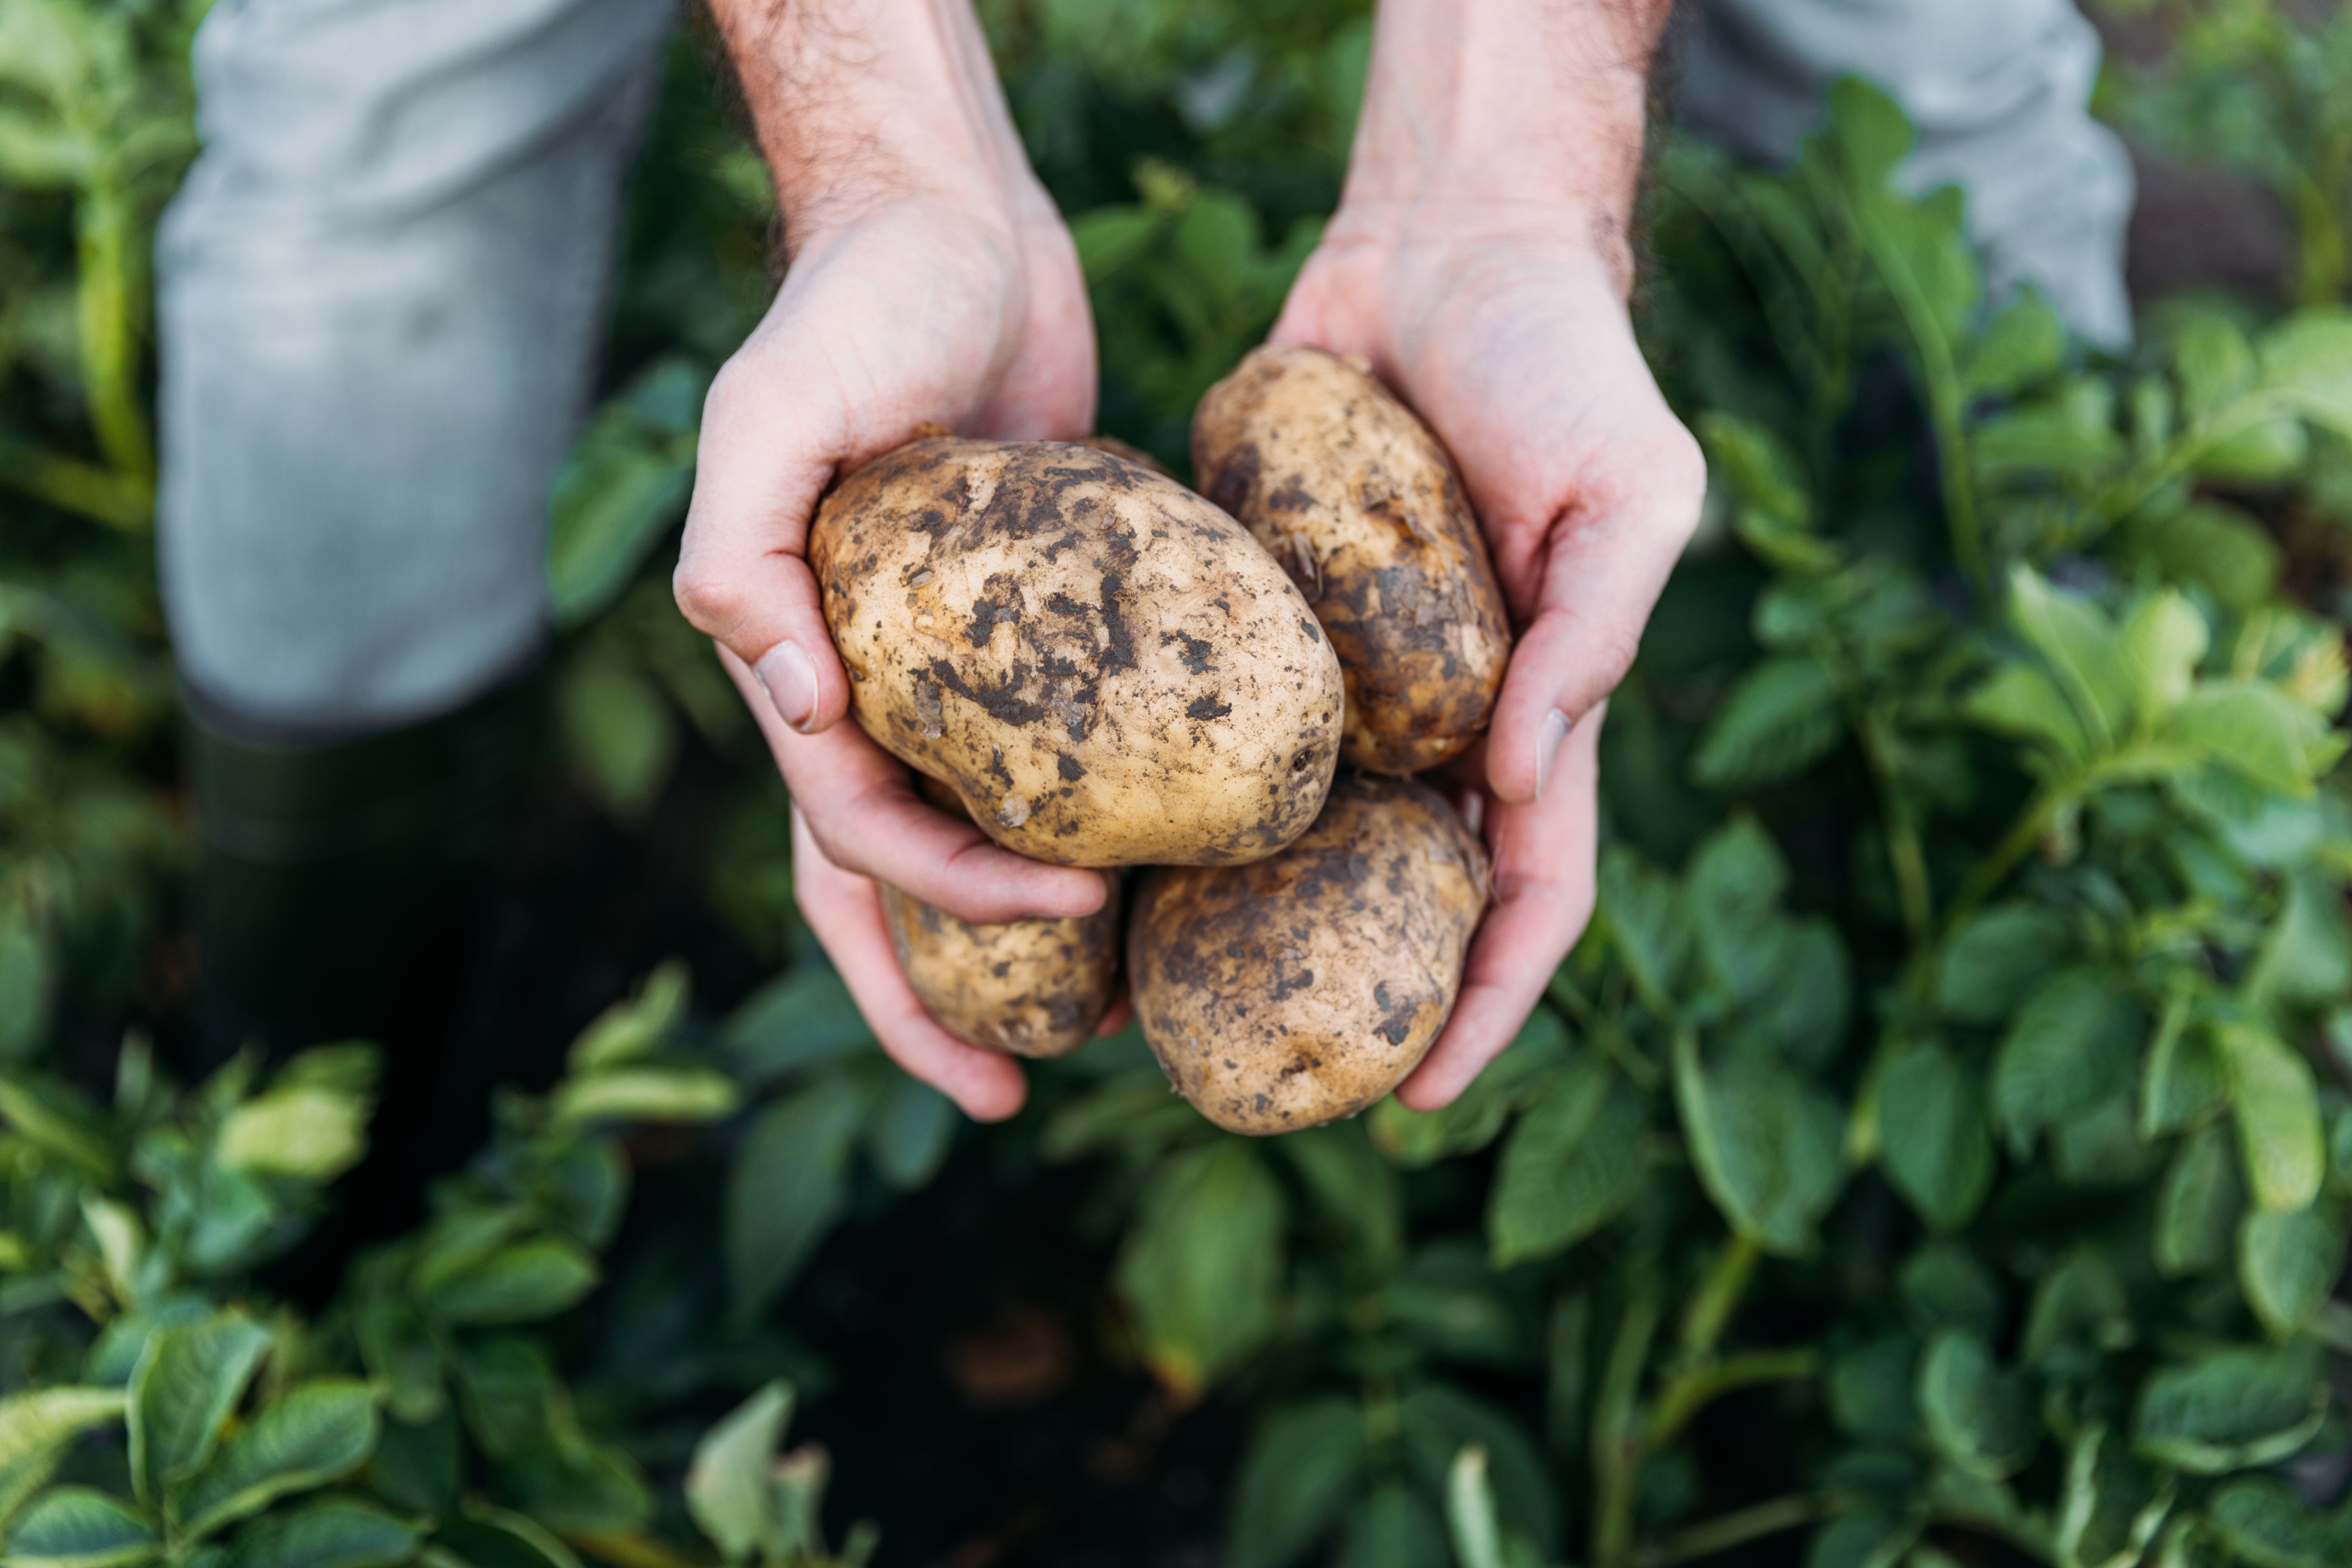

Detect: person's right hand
680,0,1108,945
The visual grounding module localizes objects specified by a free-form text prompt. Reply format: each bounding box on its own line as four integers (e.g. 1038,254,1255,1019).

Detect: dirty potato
811,438,1345,867
1128,774,1491,1134
882,874,1121,1059
1192,344,1512,774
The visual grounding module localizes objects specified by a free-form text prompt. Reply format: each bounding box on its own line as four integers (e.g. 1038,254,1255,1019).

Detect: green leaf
2141,1014,2228,1139
0,1389,124,1530
420,1238,598,1326
2008,567,2130,754
1878,1044,1994,1230
1898,1246,2004,1344
215,1086,368,1181
1805,1507,1916,1568
1116,1140,1286,1397
2133,1342,2328,1472
224,1498,419,1568
2155,1125,2245,1277
0,1076,114,1178
1334,1483,1448,1568
2259,308,2352,439
1227,1398,1367,1568
1964,663,2090,767
566,964,690,1072
1278,1127,1404,1272
557,653,677,823
0,1487,156,1568
2114,592,2208,728
724,970,874,1084
2165,681,2337,798
546,428,694,630
1673,1033,1846,1256
1916,1332,2036,1480
548,1066,738,1129
2203,1476,2352,1568
1829,1337,1920,1441
1371,1008,1568,1169
1596,849,1692,1009
1963,288,2065,397
180,1382,379,1540
2217,1023,2326,1212
500,1429,650,1534
2021,1251,2132,1373
128,1313,273,1505
1444,1446,1505,1568
1936,906,2070,1025
2056,1426,2171,1568
2172,307,2258,425
725,1074,870,1323
431,1510,584,1568
687,1381,793,1563
1396,1384,1556,1555
867,1076,956,1191
0,907,53,1063
1685,816,1788,1002
2236,1205,2344,1338
1691,656,1844,790
368,1411,457,1518
1487,1056,1647,1266
2246,868,2352,1018
448,1337,556,1462
1991,969,2143,1149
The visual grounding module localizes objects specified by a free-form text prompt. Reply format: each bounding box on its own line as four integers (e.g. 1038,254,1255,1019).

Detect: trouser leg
156,0,674,1109
1673,0,2137,349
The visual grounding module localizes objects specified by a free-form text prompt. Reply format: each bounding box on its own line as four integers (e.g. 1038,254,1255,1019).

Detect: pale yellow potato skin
1192,345,1513,775
810,438,1345,867
1129,775,1491,1135
881,872,1121,1059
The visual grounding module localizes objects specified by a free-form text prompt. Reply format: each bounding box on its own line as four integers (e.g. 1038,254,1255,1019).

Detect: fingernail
1533,708,1572,800
754,642,819,732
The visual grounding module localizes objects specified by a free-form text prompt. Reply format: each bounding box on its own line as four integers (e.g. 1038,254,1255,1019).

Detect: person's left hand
1270,219,1705,1111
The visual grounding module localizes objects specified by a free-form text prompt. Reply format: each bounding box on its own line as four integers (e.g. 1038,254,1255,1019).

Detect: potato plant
5,2,2352,1567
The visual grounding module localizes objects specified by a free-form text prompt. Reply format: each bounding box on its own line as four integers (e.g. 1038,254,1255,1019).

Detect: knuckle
671,558,745,638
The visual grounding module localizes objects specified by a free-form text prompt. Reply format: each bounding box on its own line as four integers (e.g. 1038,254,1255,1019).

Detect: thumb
672,353,863,736
1483,433,1706,805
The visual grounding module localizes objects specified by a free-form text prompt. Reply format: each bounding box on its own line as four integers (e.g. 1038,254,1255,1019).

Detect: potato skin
1129,774,1491,1134
811,438,1344,867
1192,345,1512,775
882,872,1121,1059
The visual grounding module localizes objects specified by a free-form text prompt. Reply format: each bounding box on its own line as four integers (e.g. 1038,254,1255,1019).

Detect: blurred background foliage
8,2,2352,1567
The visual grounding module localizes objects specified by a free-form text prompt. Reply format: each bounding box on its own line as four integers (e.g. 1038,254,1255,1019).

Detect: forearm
704,0,1041,246
1344,0,1672,285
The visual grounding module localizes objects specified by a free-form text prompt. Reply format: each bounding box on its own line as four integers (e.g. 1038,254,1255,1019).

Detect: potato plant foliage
6,2,2352,1568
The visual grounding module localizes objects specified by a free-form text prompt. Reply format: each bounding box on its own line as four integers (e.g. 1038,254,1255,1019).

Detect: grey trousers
156,0,2134,739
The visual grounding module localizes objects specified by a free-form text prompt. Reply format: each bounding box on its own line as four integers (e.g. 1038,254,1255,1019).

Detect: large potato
811,437,1344,867
1192,345,1512,775
1129,774,1490,1134
882,874,1121,1059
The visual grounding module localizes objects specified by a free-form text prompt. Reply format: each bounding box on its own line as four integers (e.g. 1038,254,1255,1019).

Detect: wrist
1339,0,1667,286
708,0,1044,252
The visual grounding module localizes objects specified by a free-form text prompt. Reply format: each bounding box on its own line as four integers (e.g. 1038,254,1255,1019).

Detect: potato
882,874,1121,1059
811,437,1345,867
1192,344,1512,774
1128,774,1490,1134
879,774,1122,1058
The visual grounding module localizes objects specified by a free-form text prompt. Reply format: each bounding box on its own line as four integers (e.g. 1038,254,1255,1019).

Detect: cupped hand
675,190,1110,930
1271,216,1706,1109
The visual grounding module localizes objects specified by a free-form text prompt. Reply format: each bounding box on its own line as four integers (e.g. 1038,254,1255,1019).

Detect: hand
680,0,1108,936
1273,0,1701,1109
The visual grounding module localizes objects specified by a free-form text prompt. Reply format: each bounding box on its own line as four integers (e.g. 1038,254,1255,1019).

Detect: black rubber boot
185,667,543,1290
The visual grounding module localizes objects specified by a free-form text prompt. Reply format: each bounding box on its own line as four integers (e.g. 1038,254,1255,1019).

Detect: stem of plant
1857,705,1933,941
77,169,155,484
1638,1491,1846,1568
1856,210,1983,591
1591,1287,1661,1568
1935,785,2064,946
